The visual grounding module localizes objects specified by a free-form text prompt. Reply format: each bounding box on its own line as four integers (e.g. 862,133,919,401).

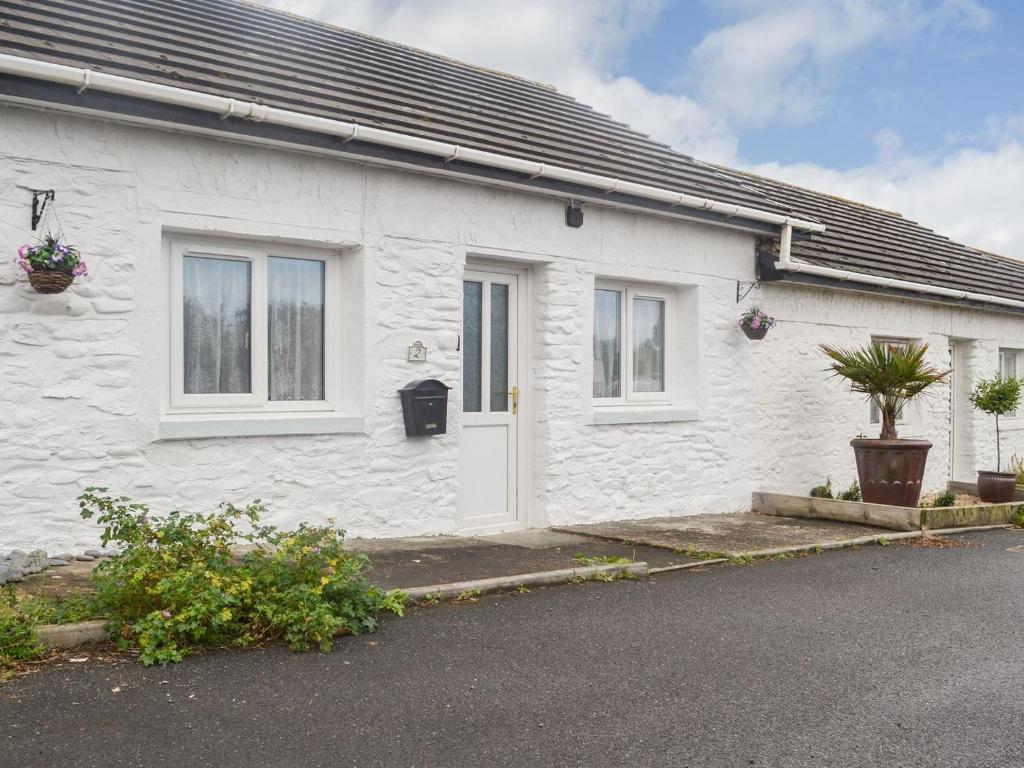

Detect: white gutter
775,240,1024,311
7,54,1020,313
0,52,825,235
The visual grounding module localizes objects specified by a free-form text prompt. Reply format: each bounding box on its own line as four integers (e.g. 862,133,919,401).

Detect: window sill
157,412,365,440
590,406,699,425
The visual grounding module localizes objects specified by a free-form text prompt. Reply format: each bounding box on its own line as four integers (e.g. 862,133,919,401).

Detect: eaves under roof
2,0,1023,307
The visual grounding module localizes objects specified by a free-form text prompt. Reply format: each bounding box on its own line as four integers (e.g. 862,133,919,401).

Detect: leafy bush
79,488,406,666
838,481,862,502
809,478,834,499
0,588,44,668
931,490,958,508
1013,506,1024,528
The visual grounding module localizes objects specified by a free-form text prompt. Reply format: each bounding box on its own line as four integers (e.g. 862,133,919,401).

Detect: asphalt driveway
4,529,1024,768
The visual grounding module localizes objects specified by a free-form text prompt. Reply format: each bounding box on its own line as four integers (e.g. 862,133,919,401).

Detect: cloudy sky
258,0,1024,259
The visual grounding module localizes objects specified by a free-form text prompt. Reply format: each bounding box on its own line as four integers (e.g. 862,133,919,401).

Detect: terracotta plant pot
741,324,768,340
27,270,74,294
976,471,1017,503
850,438,932,507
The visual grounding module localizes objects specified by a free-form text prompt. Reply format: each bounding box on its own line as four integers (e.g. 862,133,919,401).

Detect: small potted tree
969,375,1021,502
821,341,948,507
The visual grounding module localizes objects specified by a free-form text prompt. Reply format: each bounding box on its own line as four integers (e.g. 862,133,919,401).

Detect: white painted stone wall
2,105,1024,550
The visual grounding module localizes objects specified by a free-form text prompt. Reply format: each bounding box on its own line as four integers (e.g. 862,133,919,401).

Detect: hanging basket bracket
30,189,55,231
736,280,759,304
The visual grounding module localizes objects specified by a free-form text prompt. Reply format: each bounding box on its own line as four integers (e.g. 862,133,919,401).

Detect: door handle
509,386,519,415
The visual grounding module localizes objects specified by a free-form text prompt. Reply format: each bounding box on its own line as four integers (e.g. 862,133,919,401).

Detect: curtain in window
999,349,1018,417
183,256,252,394
593,289,622,398
268,257,325,401
632,297,665,393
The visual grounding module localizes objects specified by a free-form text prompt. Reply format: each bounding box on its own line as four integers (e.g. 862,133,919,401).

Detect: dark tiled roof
0,0,785,214
2,0,1023,305
714,166,1024,303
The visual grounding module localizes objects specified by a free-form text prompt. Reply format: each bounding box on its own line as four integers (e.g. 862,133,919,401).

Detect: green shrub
1013,506,1024,528
838,481,862,502
931,490,957,508
809,478,834,499
79,488,406,666
0,588,45,669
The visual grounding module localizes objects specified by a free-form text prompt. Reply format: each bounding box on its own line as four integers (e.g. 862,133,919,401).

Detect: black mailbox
398,379,451,437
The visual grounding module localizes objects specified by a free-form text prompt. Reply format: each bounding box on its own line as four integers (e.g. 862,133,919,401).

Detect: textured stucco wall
3,106,1024,550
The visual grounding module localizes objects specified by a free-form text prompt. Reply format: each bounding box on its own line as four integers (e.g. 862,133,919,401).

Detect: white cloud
688,0,992,128
689,1,894,127
257,0,1023,258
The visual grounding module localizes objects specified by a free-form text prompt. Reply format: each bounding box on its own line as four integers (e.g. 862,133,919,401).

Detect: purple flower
161,610,171,619
751,316,761,330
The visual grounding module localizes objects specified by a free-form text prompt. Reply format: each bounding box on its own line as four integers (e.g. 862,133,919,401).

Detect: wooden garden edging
752,492,1022,532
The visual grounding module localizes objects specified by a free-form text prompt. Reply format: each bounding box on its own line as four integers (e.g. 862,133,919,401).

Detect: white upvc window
168,238,342,414
869,336,913,426
999,348,1020,417
593,282,671,405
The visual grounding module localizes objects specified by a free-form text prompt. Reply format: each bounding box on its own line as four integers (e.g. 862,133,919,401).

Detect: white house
3,0,1024,550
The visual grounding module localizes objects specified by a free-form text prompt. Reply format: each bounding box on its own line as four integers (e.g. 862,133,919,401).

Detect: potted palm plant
969,375,1021,502
821,341,948,507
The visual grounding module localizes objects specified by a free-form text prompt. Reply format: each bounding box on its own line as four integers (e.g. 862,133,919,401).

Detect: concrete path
19,513,897,600
350,529,699,590
4,529,1023,768
556,511,893,557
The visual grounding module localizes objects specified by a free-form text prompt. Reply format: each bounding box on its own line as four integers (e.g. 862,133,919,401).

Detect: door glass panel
593,289,622,398
490,283,509,412
632,297,665,393
463,281,483,412
268,256,325,401
183,255,252,394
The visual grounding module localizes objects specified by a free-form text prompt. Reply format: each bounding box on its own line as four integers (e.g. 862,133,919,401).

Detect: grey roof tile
2,0,1022,305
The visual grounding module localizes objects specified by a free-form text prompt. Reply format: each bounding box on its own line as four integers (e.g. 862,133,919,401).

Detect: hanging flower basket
16,234,88,295
738,306,776,340
27,270,75,294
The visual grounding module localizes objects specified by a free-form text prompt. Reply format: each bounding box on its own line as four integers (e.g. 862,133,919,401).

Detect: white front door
458,267,522,533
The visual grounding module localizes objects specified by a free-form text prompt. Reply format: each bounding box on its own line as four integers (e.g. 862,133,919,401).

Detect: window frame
593,281,673,407
868,336,914,427
999,347,1021,418
168,238,342,415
